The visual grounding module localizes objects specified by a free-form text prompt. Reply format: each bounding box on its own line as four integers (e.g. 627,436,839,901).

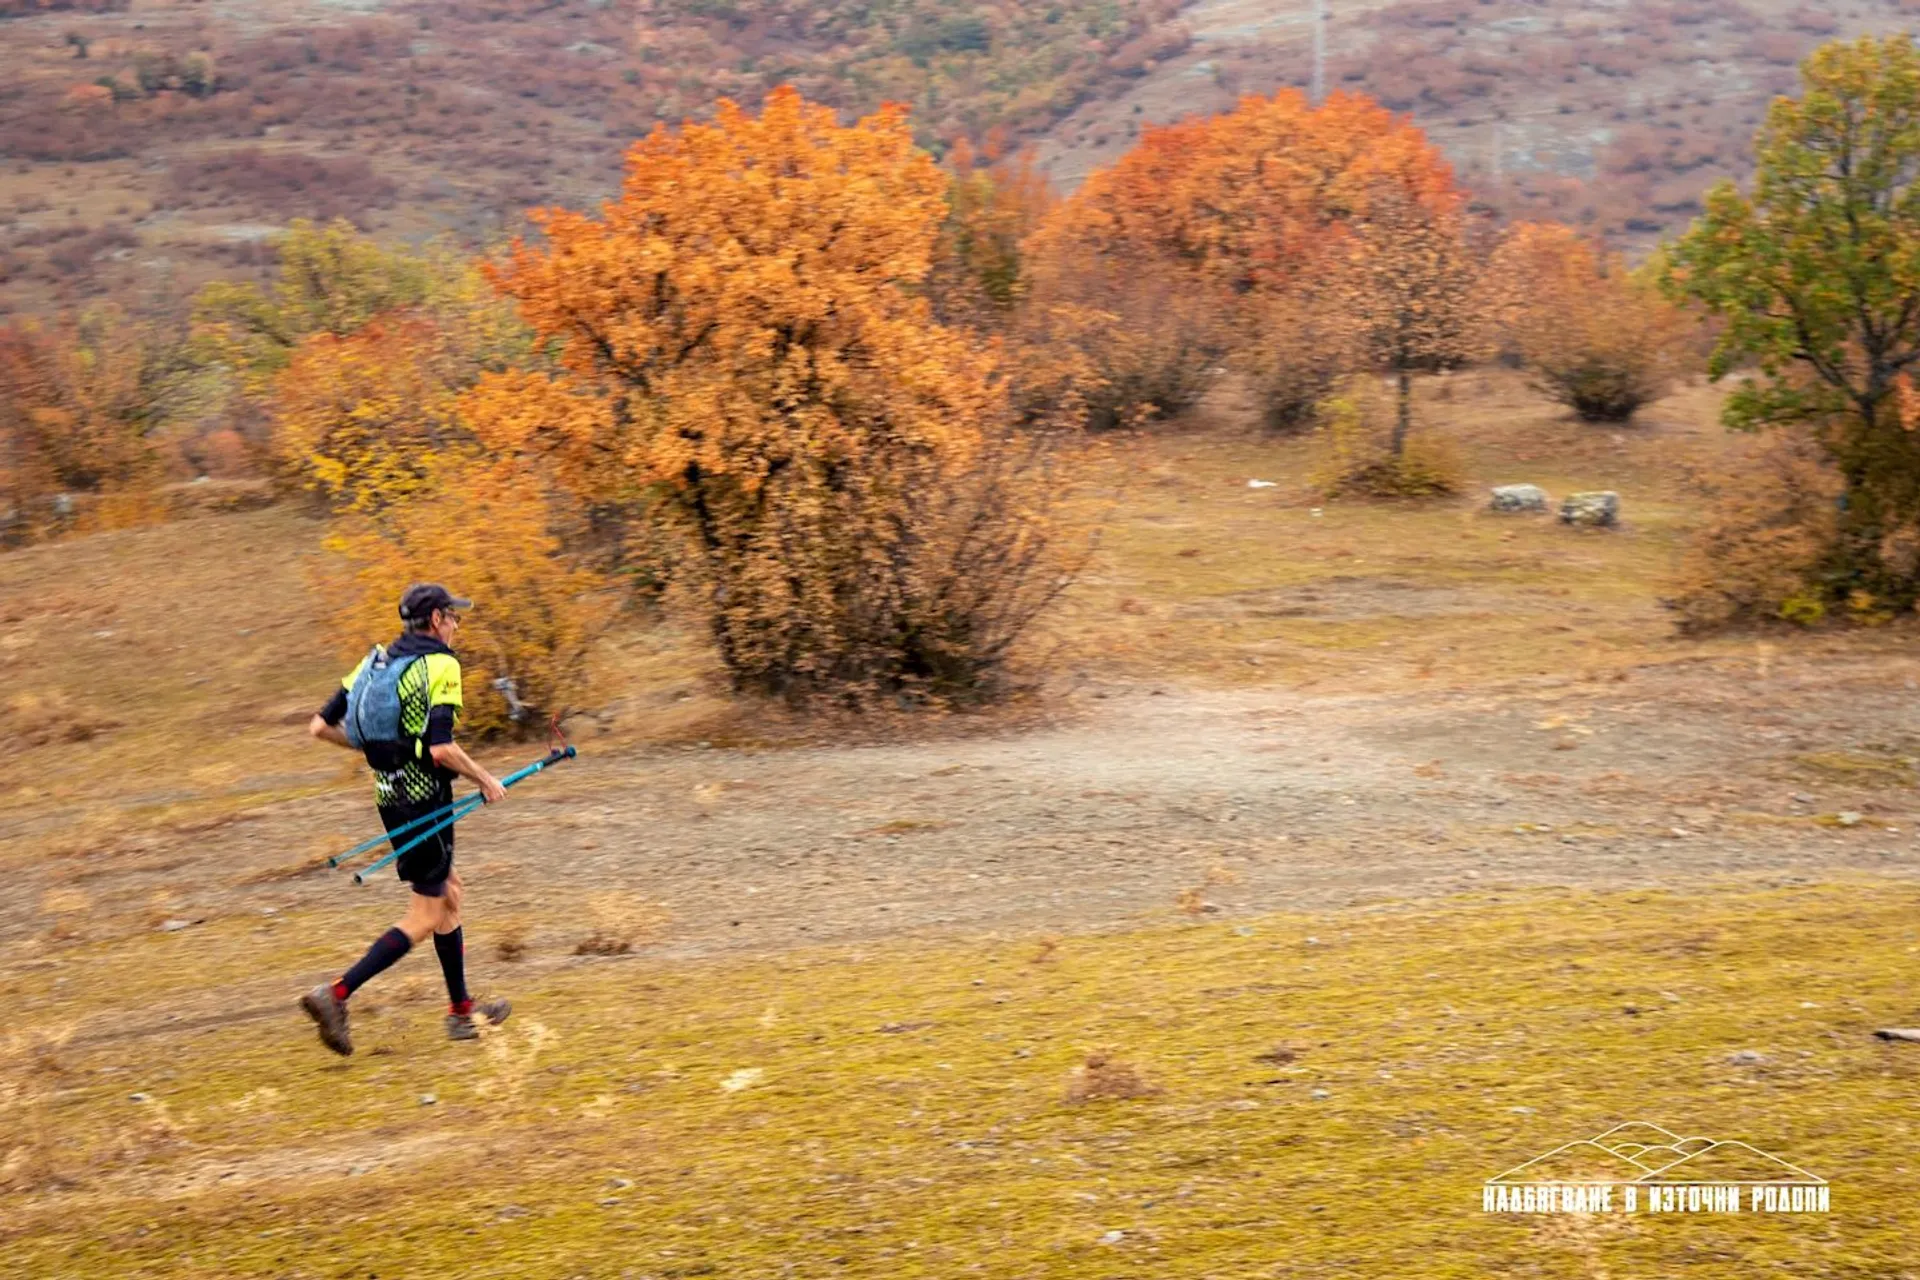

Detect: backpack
343,645,424,751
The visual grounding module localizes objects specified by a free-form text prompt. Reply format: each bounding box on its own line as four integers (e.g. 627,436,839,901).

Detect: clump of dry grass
1175,887,1219,916
571,892,668,957
0,1028,81,1193
0,691,119,751
494,920,531,963
1064,1049,1161,1104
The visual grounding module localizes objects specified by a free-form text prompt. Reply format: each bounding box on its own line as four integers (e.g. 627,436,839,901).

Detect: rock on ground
1490,484,1549,513
1560,491,1620,527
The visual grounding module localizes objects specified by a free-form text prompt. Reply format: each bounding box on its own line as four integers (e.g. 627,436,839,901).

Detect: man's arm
309,688,356,750
430,741,507,804
421,656,503,801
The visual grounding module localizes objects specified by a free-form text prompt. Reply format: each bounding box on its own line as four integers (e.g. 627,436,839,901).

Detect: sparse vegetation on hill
0,0,1188,313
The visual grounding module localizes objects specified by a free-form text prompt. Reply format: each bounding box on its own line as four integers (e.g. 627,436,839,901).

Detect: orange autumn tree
1338,186,1486,457
1022,90,1464,430
1485,222,1691,422
473,88,1074,705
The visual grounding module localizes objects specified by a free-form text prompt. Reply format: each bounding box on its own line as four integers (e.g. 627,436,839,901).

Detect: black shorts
379,800,454,897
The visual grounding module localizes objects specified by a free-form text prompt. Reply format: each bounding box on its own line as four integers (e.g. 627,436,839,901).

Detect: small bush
1668,435,1842,632
1485,224,1693,423
1309,379,1461,499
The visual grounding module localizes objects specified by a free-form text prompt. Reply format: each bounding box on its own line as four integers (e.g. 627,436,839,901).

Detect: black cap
398,583,472,624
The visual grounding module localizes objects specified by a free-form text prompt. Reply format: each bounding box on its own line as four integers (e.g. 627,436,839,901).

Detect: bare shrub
165,150,397,222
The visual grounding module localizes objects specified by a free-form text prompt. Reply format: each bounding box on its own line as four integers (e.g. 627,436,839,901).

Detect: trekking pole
327,795,468,868
351,745,577,886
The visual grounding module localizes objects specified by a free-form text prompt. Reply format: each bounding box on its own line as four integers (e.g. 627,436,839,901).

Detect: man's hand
309,714,353,750
431,741,508,804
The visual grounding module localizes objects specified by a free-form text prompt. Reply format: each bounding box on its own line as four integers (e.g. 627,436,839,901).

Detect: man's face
430,608,462,645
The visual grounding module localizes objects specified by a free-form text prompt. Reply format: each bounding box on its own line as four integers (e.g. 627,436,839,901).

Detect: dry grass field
8,372,1920,1276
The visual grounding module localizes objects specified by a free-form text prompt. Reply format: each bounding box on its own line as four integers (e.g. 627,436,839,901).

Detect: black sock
336,927,412,1000
434,927,470,1012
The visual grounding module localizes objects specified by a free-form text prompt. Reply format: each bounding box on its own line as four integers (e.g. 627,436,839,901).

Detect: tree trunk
1391,366,1412,457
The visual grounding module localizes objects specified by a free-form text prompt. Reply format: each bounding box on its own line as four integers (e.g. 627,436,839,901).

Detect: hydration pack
343,645,423,750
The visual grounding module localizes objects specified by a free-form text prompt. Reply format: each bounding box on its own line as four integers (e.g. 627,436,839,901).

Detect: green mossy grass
9,880,1919,1277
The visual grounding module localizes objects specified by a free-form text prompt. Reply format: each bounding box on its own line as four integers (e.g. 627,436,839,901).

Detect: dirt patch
1174,576,1507,621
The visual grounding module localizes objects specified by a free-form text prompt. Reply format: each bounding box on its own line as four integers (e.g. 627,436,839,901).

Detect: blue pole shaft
327,794,467,869
352,797,480,885
350,747,576,887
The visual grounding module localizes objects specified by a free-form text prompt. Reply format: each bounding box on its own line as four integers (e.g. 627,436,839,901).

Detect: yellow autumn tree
235,225,610,735
321,458,618,738
269,315,475,514
472,87,1074,704
192,219,470,392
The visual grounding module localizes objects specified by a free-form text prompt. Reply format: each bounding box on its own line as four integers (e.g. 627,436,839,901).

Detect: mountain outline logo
1482,1121,1830,1215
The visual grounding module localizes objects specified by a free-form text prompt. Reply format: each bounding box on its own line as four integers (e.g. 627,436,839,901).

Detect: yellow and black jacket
319,633,465,810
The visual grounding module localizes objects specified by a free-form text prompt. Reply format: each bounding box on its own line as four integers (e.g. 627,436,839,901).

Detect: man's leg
301,892,442,1056
433,873,510,1040
432,872,470,1016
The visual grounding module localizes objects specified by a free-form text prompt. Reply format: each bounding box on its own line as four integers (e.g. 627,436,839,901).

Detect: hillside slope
1031,0,1920,246
0,0,1183,313
2,0,1916,315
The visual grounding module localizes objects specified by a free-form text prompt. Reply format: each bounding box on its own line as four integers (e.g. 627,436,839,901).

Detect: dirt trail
12,653,1920,1041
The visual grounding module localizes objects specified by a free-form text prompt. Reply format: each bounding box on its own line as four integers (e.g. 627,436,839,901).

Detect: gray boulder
1560,491,1620,528
1490,484,1549,513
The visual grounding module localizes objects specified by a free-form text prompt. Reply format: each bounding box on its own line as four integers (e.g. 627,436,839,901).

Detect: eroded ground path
11,651,1920,1049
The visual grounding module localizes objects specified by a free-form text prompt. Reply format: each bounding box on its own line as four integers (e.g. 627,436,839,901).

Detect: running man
299,583,510,1056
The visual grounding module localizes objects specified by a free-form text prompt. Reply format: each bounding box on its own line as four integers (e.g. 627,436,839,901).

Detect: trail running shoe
446,997,512,1042
300,984,353,1056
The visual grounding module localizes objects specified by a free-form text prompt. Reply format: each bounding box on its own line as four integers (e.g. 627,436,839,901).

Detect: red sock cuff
450,998,473,1016
331,980,350,1002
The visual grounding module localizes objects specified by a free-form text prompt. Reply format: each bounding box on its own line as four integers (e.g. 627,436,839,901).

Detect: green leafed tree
1667,35,1920,609
191,219,459,391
